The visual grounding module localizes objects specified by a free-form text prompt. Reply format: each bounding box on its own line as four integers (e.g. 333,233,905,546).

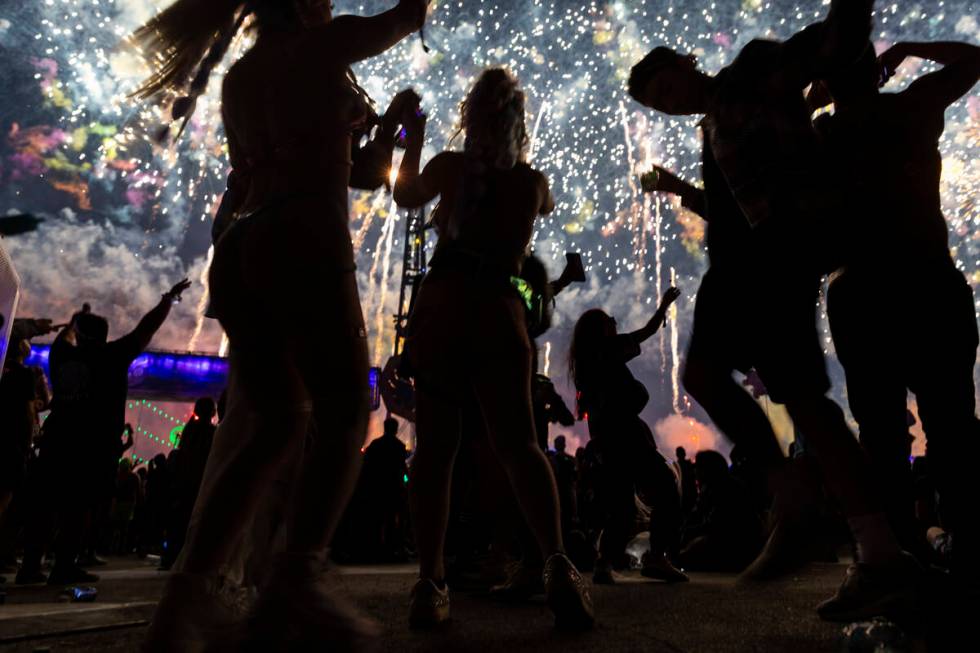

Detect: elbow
393,186,420,208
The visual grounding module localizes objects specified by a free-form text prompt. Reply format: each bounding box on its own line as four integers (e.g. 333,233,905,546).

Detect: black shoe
77,553,108,568
592,557,616,585
47,565,100,586
816,553,921,623
640,552,689,583
15,568,47,585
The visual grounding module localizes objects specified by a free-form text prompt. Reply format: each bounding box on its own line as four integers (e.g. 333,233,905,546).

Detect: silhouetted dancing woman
393,68,594,630
132,0,428,650
568,289,688,585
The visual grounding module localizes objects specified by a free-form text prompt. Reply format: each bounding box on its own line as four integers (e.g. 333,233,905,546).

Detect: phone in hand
564,252,586,283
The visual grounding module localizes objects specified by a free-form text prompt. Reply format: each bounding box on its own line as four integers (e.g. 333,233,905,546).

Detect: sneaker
247,554,379,650
543,553,595,631
816,553,921,623
592,558,615,585
409,578,450,629
640,552,689,583
489,561,544,601
47,565,99,585
738,518,826,584
143,572,250,653
14,567,46,585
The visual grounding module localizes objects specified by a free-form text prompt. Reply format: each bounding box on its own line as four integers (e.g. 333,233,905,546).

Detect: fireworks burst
2,0,978,449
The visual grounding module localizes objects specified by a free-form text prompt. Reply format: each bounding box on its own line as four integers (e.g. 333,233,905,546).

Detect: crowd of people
0,0,977,649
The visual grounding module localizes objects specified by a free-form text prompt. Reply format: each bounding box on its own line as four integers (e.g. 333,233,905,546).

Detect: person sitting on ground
678,450,766,572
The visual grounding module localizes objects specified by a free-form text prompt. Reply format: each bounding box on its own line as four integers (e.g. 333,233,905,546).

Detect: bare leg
409,387,462,582
287,330,371,554
473,355,564,559
180,351,309,575
784,395,880,518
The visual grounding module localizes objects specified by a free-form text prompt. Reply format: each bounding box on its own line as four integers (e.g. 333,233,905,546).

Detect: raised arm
393,107,447,208
884,42,980,112
114,279,191,359
627,287,681,345
784,0,874,85
350,89,420,190
326,0,429,65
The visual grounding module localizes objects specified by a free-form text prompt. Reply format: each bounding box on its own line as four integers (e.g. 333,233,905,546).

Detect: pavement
0,557,863,652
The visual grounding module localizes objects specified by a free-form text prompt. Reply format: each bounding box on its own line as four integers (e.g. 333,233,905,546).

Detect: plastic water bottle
66,586,98,602
841,618,908,652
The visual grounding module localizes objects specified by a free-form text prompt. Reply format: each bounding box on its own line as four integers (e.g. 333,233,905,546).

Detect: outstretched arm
627,287,681,345
641,166,707,220
884,42,980,112
327,0,429,65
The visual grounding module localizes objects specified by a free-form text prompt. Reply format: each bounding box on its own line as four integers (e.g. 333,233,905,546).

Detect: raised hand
659,286,681,310
383,88,422,130
165,278,192,302
877,44,907,86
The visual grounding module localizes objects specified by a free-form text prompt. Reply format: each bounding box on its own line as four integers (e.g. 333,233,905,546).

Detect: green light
403,474,409,483
169,425,184,447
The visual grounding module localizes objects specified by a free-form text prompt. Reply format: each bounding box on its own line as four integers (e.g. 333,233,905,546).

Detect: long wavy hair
130,0,328,138
568,309,614,397
448,68,530,239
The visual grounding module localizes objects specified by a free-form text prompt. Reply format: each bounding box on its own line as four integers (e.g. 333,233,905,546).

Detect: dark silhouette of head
384,417,399,438
676,446,687,461
12,338,31,365
193,397,217,423
694,449,729,488
252,0,332,34
555,435,567,453
629,47,711,115
825,43,879,106
74,312,109,347
569,309,617,391
457,68,529,169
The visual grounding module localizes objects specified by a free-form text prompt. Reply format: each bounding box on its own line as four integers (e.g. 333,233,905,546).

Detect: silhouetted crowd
0,0,977,650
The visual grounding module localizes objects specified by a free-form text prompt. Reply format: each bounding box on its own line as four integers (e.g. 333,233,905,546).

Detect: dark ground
0,557,865,652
